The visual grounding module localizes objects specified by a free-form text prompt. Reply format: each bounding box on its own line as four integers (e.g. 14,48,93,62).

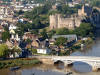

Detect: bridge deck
30,56,100,61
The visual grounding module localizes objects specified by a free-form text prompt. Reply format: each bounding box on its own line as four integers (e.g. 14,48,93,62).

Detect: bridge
32,56,100,71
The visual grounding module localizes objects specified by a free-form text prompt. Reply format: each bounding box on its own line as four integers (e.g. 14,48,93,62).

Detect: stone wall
38,58,54,65
49,5,93,30
49,14,83,30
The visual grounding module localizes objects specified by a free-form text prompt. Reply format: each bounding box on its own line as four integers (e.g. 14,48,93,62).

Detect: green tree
2,31,10,42
54,37,67,47
0,44,9,58
57,5,77,16
48,30,56,38
30,49,37,55
40,29,48,39
75,23,93,37
26,38,32,44
10,46,21,58
31,29,39,35
56,28,69,35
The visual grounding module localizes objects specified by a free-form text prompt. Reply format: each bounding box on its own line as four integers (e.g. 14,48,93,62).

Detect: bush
0,58,41,69
0,44,9,58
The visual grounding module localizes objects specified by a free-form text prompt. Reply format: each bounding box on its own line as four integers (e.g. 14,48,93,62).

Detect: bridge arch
54,60,64,65
66,60,93,67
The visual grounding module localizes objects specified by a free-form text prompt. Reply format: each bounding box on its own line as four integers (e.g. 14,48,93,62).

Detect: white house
37,48,51,54
9,52,20,58
9,24,17,30
11,34,20,41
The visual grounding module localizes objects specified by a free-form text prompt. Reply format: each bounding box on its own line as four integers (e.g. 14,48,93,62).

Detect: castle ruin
49,5,93,30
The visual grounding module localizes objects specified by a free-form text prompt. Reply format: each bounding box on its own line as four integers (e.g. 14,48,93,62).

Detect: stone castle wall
49,5,93,30
49,14,83,30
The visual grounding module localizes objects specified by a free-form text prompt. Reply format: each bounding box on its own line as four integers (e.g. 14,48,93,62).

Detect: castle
78,5,92,16
49,5,93,30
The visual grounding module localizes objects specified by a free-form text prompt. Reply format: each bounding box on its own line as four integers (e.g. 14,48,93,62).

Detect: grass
0,58,41,69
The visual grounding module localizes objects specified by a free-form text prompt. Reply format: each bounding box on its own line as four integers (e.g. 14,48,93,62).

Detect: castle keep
49,5,93,30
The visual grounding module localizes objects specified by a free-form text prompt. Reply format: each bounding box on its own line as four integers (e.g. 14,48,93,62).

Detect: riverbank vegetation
0,58,41,69
58,37,94,56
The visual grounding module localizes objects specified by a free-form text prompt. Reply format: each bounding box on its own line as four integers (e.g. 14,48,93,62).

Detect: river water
1,30,100,75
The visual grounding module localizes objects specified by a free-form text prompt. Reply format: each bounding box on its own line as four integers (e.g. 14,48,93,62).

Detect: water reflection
73,62,92,73
71,37,100,57
0,64,100,75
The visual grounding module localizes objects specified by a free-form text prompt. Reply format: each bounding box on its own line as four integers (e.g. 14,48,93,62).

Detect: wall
49,14,82,30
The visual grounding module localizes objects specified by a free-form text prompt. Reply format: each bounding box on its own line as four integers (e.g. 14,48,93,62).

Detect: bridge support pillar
92,66,98,71
64,63,68,67
64,63,73,67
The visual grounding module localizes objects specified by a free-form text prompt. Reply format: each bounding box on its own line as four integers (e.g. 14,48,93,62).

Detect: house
31,40,39,48
37,48,51,54
0,25,4,32
6,40,13,48
23,32,38,40
31,38,51,54
36,39,51,54
9,24,17,30
11,34,20,41
9,52,20,58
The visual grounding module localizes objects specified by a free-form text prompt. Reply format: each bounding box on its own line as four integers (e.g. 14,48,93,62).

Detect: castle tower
49,14,58,29
57,14,62,28
81,5,86,16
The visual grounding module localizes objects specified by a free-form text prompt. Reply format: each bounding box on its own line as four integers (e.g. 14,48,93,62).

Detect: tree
40,29,48,39
56,28,69,35
2,31,10,42
0,44,9,58
26,38,32,44
57,5,77,16
31,29,39,35
48,30,56,38
30,49,37,55
75,23,93,37
54,37,67,47
10,46,21,58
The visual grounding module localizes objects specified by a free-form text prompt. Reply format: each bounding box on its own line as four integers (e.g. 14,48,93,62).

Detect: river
1,30,100,75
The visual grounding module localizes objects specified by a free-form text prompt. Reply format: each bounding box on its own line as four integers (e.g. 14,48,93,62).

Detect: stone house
0,25,4,32
31,39,51,54
31,40,39,48
23,32,38,40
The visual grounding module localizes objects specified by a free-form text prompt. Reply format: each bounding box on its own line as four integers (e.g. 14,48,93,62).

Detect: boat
10,66,21,71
